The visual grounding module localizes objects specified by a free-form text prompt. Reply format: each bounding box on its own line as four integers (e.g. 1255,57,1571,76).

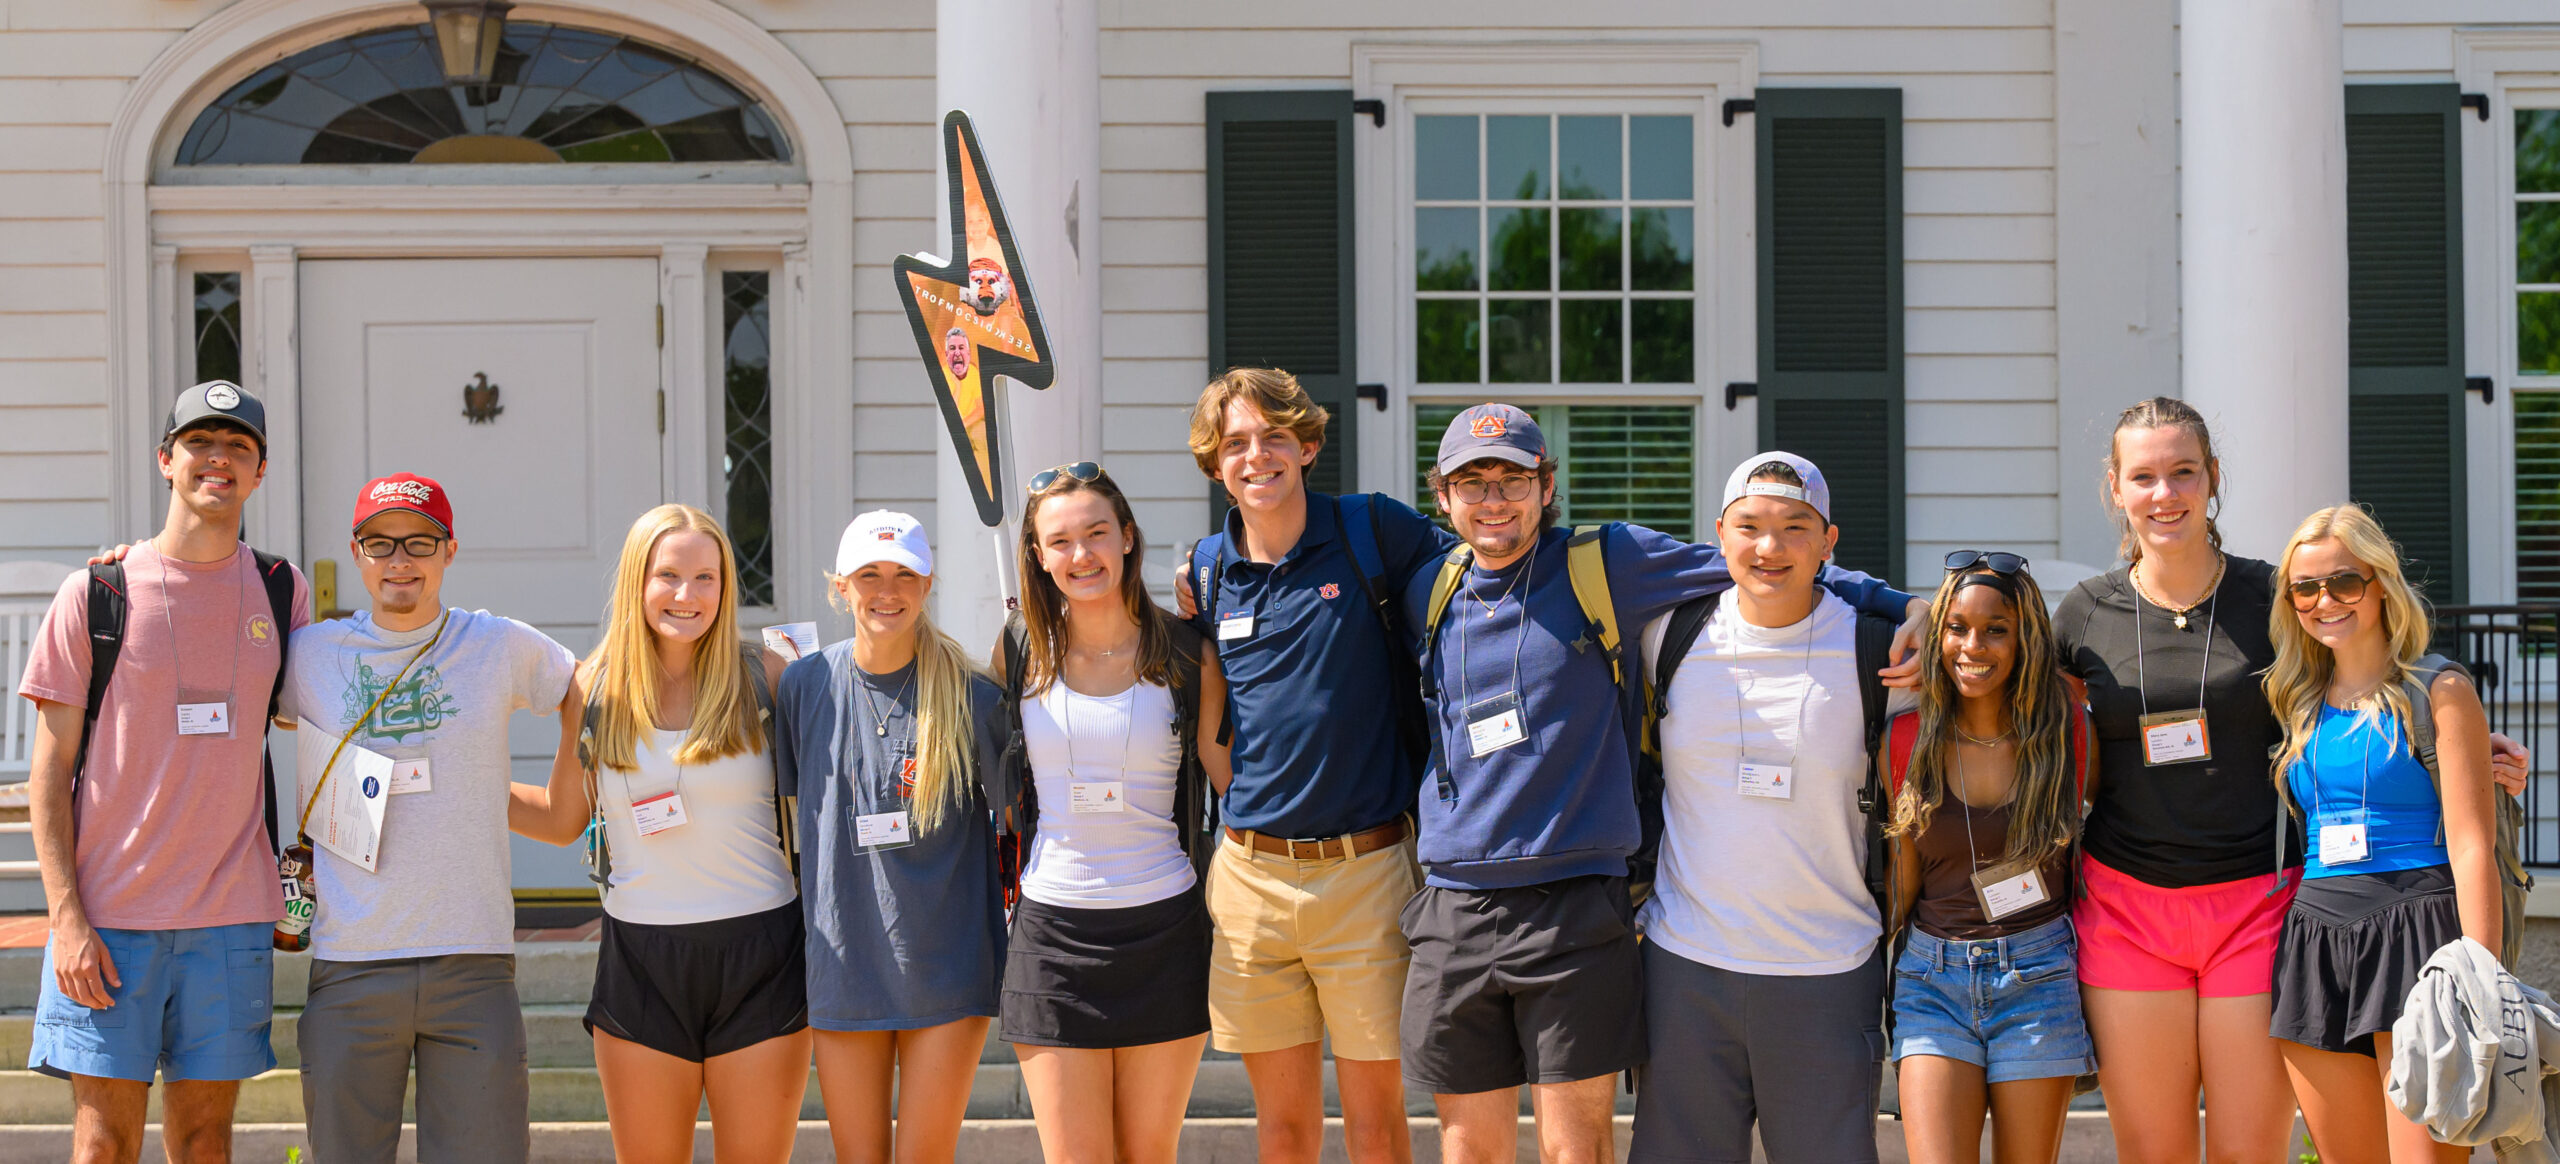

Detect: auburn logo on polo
369,479,433,506
1470,415,1508,438
1320,583,1341,600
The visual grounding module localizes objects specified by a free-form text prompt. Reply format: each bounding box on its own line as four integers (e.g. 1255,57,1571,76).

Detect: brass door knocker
462,372,503,424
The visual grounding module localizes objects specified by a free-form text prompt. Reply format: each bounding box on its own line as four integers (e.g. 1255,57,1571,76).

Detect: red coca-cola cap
350,473,454,537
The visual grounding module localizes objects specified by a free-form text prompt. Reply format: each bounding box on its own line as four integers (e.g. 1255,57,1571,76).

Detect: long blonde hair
827,565,981,835
2265,505,2435,780
587,505,762,772
1885,564,2081,870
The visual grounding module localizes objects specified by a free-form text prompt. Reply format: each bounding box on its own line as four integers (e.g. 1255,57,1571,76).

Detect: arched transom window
176,21,791,165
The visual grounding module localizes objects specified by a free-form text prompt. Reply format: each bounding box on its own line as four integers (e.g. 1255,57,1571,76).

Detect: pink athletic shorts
2073,854,2295,997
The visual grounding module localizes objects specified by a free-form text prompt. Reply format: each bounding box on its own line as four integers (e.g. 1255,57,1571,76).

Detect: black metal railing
2431,605,2560,865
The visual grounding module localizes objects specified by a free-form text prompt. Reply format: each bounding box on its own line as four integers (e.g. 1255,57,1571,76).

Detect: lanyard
1725,605,1818,762
1056,682,1137,787
155,547,245,696
2130,581,2217,717
843,653,917,808
1455,536,1538,715
2305,706,2376,824
301,612,450,840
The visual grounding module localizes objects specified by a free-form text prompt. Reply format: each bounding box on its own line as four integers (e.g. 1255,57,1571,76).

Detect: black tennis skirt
1000,888,1210,1049
2269,864,2462,1057
586,900,808,1062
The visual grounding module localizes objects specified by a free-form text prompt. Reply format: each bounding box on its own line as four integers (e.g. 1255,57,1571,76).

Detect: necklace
1954,725,2012,747
1071,624,1142,660
858,666,915,738
2132,553,2226,631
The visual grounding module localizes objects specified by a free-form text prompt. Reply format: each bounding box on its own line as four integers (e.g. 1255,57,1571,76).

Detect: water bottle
273,843,317,952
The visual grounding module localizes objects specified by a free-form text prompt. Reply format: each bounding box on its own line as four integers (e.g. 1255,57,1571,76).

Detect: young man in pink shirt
18,381,308,1164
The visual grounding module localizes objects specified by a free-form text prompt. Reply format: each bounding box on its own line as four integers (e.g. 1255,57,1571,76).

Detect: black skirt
1000,888,1210,1049
586,900,809,1062
2269,864,2462,1057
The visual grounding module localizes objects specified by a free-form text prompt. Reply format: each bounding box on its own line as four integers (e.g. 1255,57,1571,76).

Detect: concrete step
0,1114,2175,1163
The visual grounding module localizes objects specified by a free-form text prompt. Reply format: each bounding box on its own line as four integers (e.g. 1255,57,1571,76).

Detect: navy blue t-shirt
1197,492,1455,838
1400,523,1915,890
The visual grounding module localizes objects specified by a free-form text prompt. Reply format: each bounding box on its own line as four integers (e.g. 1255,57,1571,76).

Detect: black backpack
76,552,298,857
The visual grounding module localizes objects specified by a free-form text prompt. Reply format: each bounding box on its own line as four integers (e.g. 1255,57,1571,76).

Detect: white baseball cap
1719,451,1832,523
834,510,933,576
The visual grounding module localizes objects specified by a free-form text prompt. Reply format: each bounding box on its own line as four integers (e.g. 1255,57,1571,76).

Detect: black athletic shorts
585,900,808,1062
1001,888,1212,1049
1397,873,1645,1094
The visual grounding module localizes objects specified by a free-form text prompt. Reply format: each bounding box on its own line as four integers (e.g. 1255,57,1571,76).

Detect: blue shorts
1889,916,2095,1084
30,922,276,1082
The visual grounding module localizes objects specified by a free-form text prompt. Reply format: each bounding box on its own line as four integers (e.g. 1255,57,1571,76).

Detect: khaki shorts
1205,830,1418,1059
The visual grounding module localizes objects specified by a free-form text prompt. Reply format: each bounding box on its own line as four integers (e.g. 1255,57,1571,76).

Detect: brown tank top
1911,796,2074,941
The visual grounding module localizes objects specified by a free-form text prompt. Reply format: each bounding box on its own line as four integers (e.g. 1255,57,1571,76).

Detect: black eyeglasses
355,534,448,560
1026,461,1103,495
1444,473,1539,505
2286,570,2375,611
1944,549,2029,575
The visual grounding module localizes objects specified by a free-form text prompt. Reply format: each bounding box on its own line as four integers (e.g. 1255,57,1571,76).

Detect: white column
246,244,302,567
931,0,1104,656
2178,0,2351,555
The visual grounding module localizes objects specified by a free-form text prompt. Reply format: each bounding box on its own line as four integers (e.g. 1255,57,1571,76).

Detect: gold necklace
1954,726,2012,747
2132,553,2226,630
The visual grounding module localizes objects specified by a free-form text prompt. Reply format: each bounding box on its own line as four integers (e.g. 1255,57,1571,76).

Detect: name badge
1465,692,1526,758
856,810,912,850
631,791,689,837
1973,865,2051,920
2139,709,2212,766
1217,609,1255,641
177,701,232,736
1738,762,1794,800
1070,781,1125,813
2318,813,2371,866
388,758,432,795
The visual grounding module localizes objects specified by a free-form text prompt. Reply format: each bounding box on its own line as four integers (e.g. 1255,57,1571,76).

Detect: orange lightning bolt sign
892,110,1056,527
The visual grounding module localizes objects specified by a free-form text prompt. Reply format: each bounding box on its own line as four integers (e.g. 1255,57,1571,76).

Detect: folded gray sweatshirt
2390,936,2560,1163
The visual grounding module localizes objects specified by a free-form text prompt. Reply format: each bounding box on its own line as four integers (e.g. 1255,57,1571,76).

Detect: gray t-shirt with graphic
280,608,575,961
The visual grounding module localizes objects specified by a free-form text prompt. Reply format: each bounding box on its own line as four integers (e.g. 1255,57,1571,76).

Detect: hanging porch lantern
423,0,514,84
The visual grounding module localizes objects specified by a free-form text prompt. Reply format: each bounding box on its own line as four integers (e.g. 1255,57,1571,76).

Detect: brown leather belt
1226,817,1411,861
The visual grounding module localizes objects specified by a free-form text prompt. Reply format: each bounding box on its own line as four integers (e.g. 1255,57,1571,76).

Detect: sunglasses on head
1026,461,1104,495
1944,549,2029,576
2286,569,2375,612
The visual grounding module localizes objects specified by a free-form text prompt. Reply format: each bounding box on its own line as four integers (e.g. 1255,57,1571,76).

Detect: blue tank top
2287,701,2448,879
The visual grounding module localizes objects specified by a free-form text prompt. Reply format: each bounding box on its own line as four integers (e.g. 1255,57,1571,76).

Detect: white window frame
2455,32,2560,603
1350,42,1758,521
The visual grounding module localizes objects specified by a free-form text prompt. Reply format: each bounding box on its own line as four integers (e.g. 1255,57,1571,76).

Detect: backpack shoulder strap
1564,526,1625,686
74,563,128,788
2401,654,2471,846
575,660,612,893
1419,544,1475,675
1338,494,1390,599
1887,710,1921,798
1853,614,1896,755
1189,534,1223,627
1651,592,1721,723
251,550,294,857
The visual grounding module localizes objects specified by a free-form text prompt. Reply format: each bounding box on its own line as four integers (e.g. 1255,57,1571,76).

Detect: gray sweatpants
299,954,530,1164
1628,942,1887,1164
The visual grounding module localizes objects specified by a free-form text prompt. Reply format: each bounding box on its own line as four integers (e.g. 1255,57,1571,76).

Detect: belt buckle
1287,836,1325,861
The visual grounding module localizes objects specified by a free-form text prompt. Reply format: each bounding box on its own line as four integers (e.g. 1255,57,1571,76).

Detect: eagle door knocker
461,372,504,424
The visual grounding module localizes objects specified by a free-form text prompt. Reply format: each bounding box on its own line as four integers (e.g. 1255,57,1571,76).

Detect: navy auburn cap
166,380,267,450
1434,403,1547,476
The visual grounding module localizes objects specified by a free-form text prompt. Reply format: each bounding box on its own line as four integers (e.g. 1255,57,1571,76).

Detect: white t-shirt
595,726,798,926
1638,591,1914,976
280,608,575,961
1018,679,1194,908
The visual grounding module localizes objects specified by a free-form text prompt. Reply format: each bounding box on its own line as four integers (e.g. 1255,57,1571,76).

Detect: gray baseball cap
1720,451,1832,522
165,380,267,451
1434,403,1547,475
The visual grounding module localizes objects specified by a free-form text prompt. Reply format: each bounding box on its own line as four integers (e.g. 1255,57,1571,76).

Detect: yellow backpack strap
1422,545,1474,646
1564,525,1623,687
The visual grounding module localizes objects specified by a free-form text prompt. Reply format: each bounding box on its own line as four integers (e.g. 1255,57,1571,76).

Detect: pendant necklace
2133,554,2226,631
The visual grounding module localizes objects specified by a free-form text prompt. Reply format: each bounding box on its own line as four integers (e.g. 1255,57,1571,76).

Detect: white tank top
597,726,798,926
1019,679,1194,908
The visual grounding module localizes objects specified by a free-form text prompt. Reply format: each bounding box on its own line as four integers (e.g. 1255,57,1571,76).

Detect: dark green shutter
2346,84,2469,605
1756,89,1905,584
1205,90,1357,528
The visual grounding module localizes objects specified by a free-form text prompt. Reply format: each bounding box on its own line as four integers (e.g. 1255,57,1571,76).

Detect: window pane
1558,116,1620,200
2519,392,2560,601
1631,207,1695,292
1417,300,1481,383
1559,209,1622,291
2520,110,2560,194
1488,115,1548,200
192,272,242,387
1629,115,1694,200
2523,202,2560,285
1416,115,1478,200
1632,299,1695,383
1489,208,1551,291
1560,300,1622,382
722,271,774,606
1563,405,1694,539
1489,299,1551,382
1416,207,1480,291
2525,293,2560,375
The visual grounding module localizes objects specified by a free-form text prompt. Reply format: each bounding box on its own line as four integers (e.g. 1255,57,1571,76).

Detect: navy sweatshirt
1399,522,1915,890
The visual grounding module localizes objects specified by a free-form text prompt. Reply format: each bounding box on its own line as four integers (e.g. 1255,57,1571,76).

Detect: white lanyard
157,548,245,695
1454,537,1537,715
2130,579,2216,716
1727,609,1817,759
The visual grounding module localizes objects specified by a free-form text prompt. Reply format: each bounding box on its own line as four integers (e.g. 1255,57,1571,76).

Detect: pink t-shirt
17,542,310,930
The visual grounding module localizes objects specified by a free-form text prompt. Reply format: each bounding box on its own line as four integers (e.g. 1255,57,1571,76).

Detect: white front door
299,257,661,891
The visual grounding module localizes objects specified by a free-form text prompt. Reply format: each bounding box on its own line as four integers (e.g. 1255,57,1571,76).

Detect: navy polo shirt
1203,492,1455,839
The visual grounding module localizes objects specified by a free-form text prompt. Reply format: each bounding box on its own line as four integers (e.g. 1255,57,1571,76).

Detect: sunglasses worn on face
1944,549,2029,575
2287,570,2375,611
1446,474,1538,505
1027,461,1103,495
356,534,447,560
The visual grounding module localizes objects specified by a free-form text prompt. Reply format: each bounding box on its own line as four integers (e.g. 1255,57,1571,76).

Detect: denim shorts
1889,916,2095,1083
29,922,276,1082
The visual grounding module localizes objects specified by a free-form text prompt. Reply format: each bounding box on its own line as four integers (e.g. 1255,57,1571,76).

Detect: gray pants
1628,942,1886,1164
299,954,530,1164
